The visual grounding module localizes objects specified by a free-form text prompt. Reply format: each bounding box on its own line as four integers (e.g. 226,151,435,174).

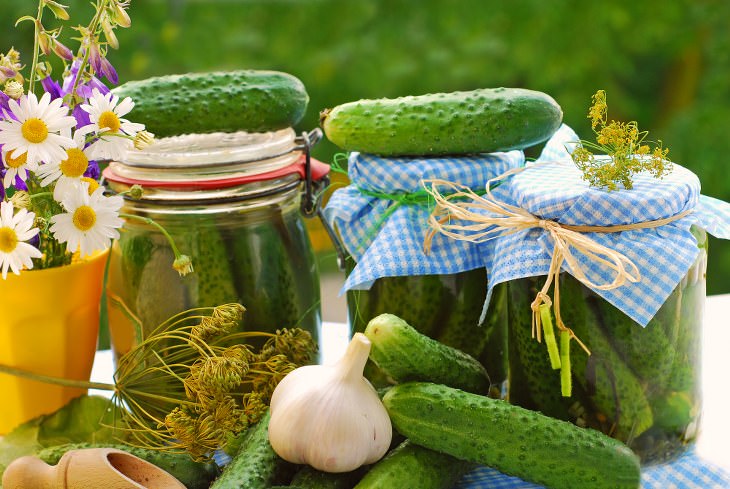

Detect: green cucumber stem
540,304,561,370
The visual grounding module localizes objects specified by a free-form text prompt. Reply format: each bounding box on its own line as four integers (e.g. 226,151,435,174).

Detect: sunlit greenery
2,0,728,292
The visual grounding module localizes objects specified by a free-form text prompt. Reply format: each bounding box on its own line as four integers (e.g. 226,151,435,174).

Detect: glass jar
507,226,707,464
103,128,328,363
347,265,508,396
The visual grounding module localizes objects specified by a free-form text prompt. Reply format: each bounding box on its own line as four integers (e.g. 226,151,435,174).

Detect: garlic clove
268,333,392,473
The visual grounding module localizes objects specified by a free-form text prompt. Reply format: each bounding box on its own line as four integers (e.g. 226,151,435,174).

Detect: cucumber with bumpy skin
112,70,309,137
37,443,219,489
291,464,368,489
364,313,491,394
210,410,296,489
383,382,641,489
320,87,562,156
353,440,472,489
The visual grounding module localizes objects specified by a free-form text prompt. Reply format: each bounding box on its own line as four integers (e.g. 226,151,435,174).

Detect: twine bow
422,165,692,396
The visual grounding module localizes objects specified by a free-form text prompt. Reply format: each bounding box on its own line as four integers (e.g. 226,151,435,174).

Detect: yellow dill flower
572,90,672,191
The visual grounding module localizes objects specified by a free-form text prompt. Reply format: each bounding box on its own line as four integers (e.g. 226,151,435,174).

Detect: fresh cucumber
320,87,562,156
383,382,641,489
36,443,219,489
112,70,309,137
290,464,368,489
210,410,296,489
364,313,491,394
353,440,472,489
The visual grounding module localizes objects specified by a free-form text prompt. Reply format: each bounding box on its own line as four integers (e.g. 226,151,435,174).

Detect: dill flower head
572,90,673,191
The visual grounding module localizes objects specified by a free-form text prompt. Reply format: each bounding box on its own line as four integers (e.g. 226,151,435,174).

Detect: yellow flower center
4,151,27,169
72,205,97,231
59,148,89,178
80,177,100,195
0,227,18,253
21,118,49,144
98,110,121,132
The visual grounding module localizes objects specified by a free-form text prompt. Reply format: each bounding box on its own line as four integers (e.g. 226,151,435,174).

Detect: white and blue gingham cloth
457,447,730,488
323,150,524,290
479,125,730,326
324,124,730,327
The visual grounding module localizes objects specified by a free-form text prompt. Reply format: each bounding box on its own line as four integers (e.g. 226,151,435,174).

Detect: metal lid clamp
296,128,348,271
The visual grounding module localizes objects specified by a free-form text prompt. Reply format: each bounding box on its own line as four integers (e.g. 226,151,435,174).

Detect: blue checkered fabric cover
480,124,730,326
324,124,730,326
323,150,524,290
456,447,730,488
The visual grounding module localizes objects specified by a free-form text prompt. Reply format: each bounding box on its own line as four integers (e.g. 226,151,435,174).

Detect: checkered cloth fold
456,447,730,488
480,124,730,326
324,124,730,326
323,150,524,290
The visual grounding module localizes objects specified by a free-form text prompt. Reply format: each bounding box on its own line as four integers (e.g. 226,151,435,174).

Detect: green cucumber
36,443,219,489
563,276,654,440
210,410,296,489
320,87,563,156
353,440,472,489
434,268,489,358
364,313,491,394
592,293,676,390
291,464,368,489
112,70,309,137
190,220,239,308
383,382,641,489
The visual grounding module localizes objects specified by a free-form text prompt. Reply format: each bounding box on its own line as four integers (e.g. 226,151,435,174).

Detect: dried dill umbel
572,89,672,191
111,303,317,460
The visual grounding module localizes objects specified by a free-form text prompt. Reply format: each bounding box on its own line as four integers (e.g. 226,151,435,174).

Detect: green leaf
37,395,120,446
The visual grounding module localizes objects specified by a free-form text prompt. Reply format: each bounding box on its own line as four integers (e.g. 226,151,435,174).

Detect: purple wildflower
99,57,118,85
62,59,111,99
84,160,100,180
41,76,63,100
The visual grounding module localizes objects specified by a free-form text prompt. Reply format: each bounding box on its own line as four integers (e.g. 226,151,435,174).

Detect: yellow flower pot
0,251,108,435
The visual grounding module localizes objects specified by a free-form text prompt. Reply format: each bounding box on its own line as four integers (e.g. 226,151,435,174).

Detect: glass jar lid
106,128,301,184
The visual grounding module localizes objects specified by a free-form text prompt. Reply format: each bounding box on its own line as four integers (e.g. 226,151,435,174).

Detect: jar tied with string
323,151,526,395
424,126,730,464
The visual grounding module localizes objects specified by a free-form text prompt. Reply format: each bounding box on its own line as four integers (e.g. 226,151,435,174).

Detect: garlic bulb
268,332,392,473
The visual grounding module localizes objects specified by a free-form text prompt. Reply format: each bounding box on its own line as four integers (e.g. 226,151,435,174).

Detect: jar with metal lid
103,128,329,363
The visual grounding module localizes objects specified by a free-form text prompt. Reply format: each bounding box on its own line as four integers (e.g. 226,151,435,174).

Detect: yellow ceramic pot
0,251,108,434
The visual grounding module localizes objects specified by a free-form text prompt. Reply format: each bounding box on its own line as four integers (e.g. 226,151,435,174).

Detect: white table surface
90,294,730,469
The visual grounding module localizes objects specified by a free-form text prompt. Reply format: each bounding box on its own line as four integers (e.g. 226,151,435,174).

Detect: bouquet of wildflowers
0,0,158,279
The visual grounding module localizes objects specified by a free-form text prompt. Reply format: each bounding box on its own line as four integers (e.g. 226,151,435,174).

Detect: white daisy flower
78,89,144,161
0,200,42,279
36,130,94,200
50,183,124,257
0,92,76,165
1,149,38,189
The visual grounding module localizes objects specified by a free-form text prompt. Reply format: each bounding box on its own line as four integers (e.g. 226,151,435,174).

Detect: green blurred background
2,0,729,294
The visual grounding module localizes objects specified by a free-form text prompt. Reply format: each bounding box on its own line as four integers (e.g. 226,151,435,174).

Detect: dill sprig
112,303,317,460
572,90,672,191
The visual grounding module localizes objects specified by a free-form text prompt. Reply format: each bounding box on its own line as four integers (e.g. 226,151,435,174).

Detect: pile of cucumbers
210,314,640,489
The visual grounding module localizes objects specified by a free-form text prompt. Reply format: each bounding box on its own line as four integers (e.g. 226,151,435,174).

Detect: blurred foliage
2,0,729,293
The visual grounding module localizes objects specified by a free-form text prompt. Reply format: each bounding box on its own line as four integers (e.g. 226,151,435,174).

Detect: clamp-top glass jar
103,128,328,363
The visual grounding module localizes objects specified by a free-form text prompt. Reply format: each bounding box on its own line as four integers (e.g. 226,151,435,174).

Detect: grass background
2,0,729,293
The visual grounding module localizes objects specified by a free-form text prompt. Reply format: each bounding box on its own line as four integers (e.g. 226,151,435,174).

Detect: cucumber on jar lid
320,87,563,156
112,70,309,138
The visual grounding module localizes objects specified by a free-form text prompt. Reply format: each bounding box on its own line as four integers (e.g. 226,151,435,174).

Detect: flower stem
27,0,44,95
69,0,112,105
0,363,115,392
119,212,184,257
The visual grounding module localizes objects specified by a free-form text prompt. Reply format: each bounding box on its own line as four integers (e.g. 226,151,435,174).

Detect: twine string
423,165,692,361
